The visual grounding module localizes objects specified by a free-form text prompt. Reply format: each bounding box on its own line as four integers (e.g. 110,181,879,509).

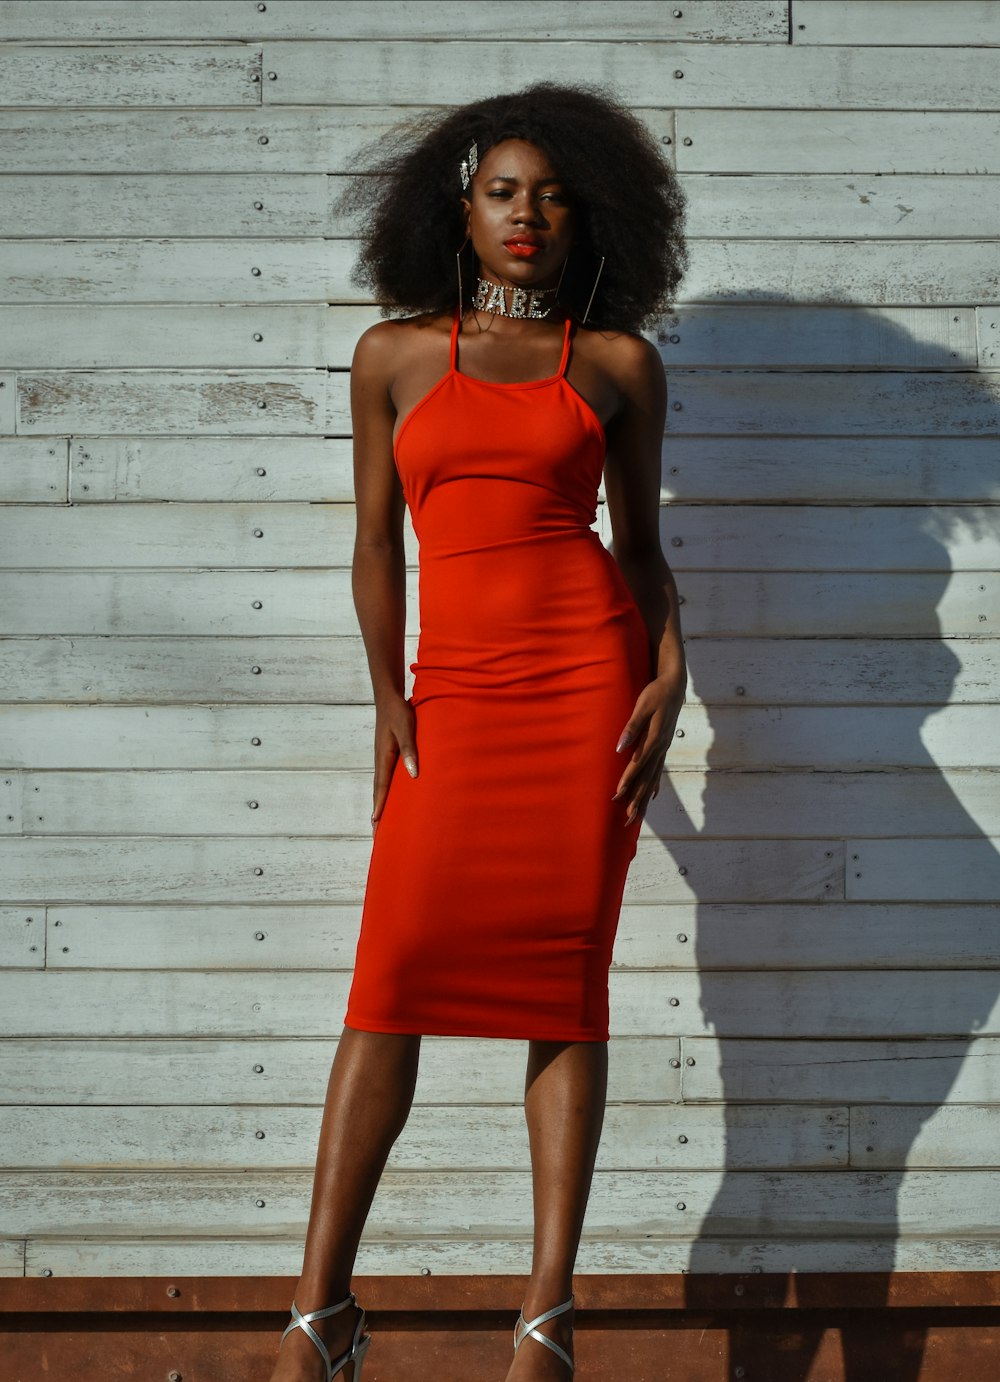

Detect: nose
510,196,546,226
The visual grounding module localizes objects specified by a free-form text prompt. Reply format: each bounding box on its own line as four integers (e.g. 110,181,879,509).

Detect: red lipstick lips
505,236,543,258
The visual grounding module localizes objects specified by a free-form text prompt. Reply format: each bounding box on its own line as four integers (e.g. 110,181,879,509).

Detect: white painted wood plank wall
0,0,998,1280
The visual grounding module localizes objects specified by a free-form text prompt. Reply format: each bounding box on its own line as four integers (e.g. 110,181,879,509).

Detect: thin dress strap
450,306,461,371
556,314,574,379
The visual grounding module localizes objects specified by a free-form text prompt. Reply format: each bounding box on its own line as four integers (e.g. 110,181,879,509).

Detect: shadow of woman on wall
630,298,1000,1380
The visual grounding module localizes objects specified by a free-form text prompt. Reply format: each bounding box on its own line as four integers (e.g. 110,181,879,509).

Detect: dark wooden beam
2,1273,999,1380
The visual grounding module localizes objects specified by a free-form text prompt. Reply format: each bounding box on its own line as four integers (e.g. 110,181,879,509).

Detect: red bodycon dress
344,308,650,1041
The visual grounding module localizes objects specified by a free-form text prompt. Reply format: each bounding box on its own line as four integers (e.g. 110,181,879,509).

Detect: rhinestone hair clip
459,140,479,190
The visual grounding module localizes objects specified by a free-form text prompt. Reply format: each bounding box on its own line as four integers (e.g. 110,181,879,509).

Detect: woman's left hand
612,672,687,826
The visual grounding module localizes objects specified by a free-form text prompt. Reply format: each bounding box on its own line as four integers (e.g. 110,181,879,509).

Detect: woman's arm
350,322,420,835
602,332,688,824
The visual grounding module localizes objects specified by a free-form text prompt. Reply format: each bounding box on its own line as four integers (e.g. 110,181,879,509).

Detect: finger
624,766,660,824
612,733,657,798
615,719,644,753
612,723,654,796
371,777,389,835
612,745,648,799
371,732,399,826
615,701,654,752
625,785,653,826
399,703,419,777
400,741,418,778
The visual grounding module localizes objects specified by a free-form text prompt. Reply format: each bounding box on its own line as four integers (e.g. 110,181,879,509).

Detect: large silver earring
582,255,606,325
456,233,471,309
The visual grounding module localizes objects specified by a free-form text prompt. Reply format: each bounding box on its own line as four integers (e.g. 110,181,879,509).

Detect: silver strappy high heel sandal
279,1292,371,1381
513,1293,575,1374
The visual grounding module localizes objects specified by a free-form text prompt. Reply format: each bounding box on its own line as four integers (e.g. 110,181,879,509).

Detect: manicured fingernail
616,731,632,752
405,757,418,777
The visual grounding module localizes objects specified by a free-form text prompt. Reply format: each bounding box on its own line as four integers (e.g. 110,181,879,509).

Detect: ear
459,195,472,233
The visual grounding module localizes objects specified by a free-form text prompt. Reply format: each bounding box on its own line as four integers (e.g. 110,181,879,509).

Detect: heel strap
514,1294,575,1372
281,1294,362,1380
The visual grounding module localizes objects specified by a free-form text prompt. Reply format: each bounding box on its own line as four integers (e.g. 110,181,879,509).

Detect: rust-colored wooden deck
2,1272,999,1379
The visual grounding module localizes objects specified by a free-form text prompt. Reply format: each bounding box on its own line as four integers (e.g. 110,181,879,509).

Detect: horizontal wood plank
0,44,259,108
1,571,991,639
649,304,984,367
659,431,1000,500
0,836,843,905
0,1103,848,1172
1,504,994,572
0,303,987,370
0,437,67,502
613,972,1000,1039
31,900,1000,973
614,902,1000,970
5,764,997,840
849,838,1000,901
679,244,1000,306
682,639,998,706
851,1105,1000,1170
17,1233,1000,1276
677,571,994,638
0,635,392,703
3,703,997,769
686,174,1000,237
276,41,1000,112
8,385,1000,479
651,505,994,569
7,238,1000,310
657,372,1000,438
0,1037,681,1106
682,1039,1000,1104
29,432,1000,506
0,1,787,43
16,367,348,432
3,1168,999,1237
682,109,1000,175
0,907,43,969
0,106,482,175
6,176,1000,241
0,303,383,369
1,969,997,1038
2,636,996,707
796,0,1000,48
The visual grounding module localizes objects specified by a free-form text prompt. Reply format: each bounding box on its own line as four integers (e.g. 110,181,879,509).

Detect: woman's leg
506,1038,609,1380
270,1025,422,1381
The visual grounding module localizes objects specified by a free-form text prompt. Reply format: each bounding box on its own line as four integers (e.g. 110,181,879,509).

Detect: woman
272,82,689,1382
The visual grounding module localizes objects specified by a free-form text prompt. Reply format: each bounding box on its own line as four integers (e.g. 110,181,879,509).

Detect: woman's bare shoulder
351,312,452,378
576,323,660,371
574,323,664,403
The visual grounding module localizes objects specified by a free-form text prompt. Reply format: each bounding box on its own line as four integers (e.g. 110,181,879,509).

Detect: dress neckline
450,306,573,389
391,310,602,458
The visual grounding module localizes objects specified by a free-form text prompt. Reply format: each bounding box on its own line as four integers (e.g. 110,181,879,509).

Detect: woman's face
460,138,575,291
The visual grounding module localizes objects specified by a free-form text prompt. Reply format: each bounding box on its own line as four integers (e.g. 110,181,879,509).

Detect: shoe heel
347,1334,372,1380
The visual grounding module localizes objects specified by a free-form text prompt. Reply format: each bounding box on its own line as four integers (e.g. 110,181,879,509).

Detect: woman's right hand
371,692,419,835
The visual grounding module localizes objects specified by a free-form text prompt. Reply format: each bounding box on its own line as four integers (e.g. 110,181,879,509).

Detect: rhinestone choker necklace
472,277,558,320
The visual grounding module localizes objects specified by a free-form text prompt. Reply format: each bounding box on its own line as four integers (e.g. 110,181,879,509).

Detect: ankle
294,1282,355,1310
522,1285,574,1315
